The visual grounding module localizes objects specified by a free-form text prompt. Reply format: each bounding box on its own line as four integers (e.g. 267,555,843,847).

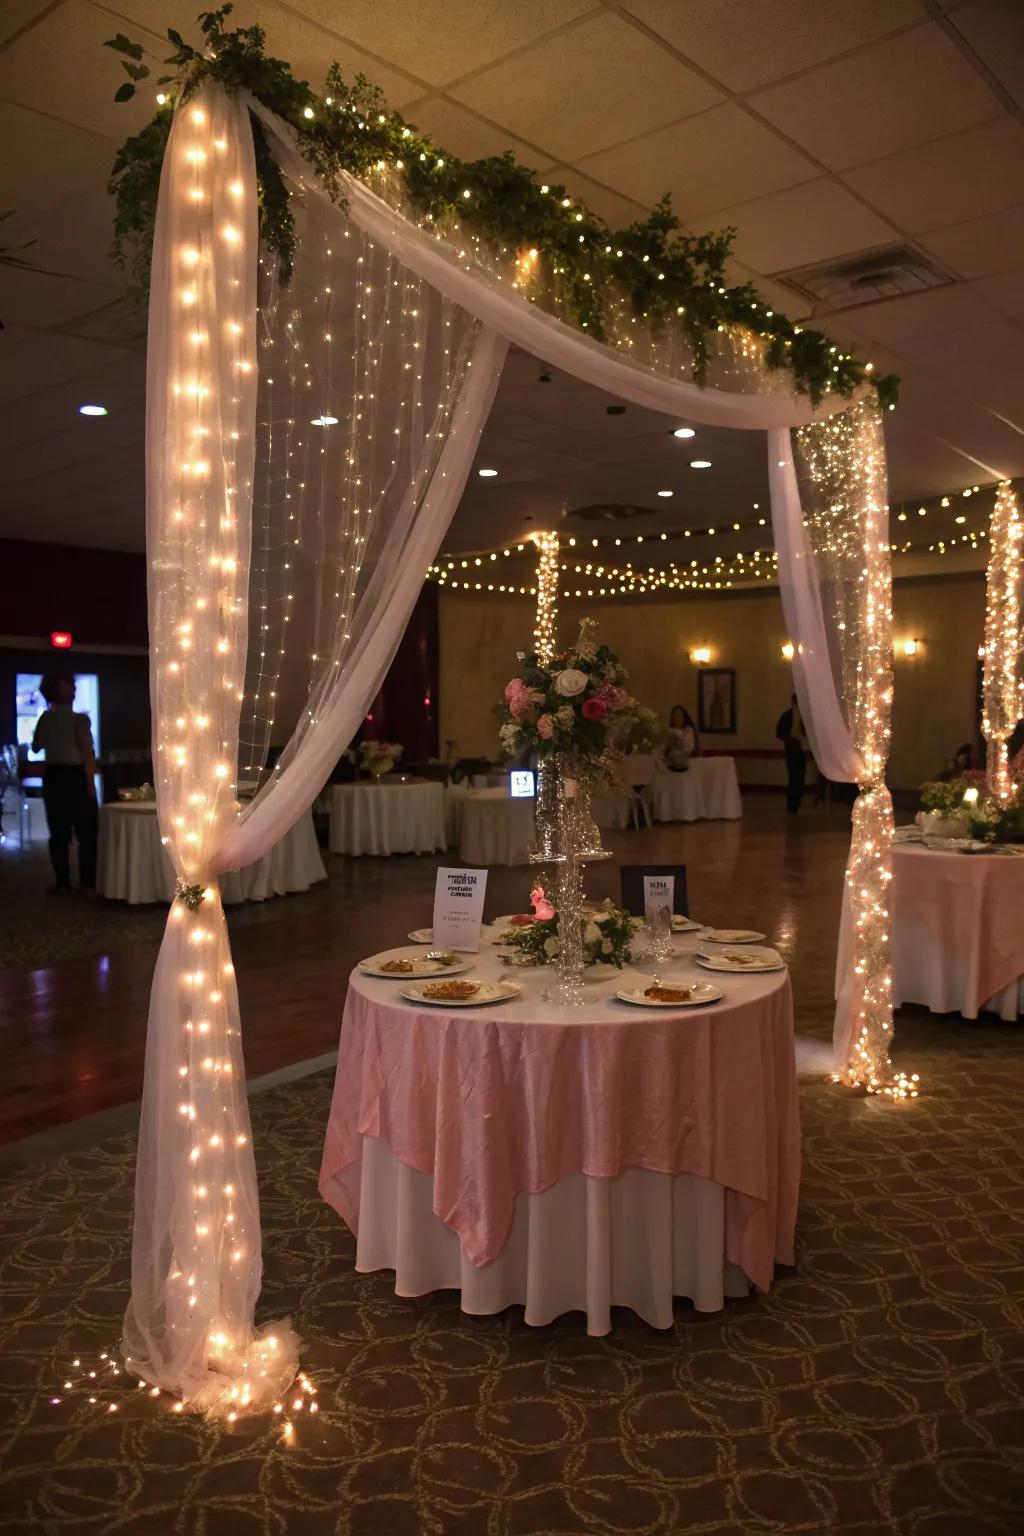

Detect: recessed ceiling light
673,427,695,439
79,404,108,417
478,467,498,478
689,459,712,469
310,415,339,426
657,489,673,498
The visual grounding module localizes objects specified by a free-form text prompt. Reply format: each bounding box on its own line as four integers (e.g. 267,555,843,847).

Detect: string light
981,482,1023,802
533,531,559,662
796,400,915,1100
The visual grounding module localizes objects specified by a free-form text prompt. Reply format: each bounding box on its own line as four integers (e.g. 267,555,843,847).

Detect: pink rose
504,678,526,702
537,713,555,739
582,697,608,722
510,696,530,720
530,884,556,922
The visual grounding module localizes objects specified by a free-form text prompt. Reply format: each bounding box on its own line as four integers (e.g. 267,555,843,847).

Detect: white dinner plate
696,945,784,974
407,928,434,944
360,951,469,979
698,927,766,944
671,915,702,932
491,913,537,930
616,981,723,1008
400,980,522,1008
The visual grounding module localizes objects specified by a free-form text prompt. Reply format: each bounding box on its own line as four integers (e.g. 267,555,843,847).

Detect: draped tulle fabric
131,82,892,1406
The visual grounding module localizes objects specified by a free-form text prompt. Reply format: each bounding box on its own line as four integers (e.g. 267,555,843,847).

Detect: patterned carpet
2,1014,1024,1536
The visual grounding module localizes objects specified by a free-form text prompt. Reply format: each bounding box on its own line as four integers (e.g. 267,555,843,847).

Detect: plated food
359,950,468,979
671,914,702,932
696,945,785,974
401,979,522,1008
699,927,766,944
616,980,723,1008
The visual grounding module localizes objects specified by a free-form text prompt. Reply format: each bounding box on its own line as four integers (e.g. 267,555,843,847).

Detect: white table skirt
355,1135,750,1334
651,758,742,823
592,791,632,829
446,787,535,866
98,804,326,905
329,782,446,856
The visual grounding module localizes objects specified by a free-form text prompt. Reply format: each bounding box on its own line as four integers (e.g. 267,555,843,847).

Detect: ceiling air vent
573,503,655,524
778,244,953,314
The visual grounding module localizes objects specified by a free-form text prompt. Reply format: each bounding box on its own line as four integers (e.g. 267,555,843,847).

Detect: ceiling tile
0,101,114,222
0,0,59,46
450,10,722,164
970,269,1024,317
691,179,897,275
616,0,923,92
400,96,545,166
288,0,597,90
841,283,1000,346
577,103,816,222
843,116,1024,232
749,25,1000,171
920,203,1024,278
948,0,1024,108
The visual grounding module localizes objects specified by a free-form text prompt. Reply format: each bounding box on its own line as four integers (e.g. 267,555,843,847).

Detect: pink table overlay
320,940,800,1293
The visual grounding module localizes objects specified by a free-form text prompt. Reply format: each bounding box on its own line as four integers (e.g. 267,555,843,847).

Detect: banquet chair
620,864,689,919
618,752,656,829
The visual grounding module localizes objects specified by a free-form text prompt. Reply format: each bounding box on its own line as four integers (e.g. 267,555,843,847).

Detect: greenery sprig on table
104,5,898,408
919,775,1024,844
499,894,637,969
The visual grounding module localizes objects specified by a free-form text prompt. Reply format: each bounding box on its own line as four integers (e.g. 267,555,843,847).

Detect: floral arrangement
499,882,636,969
918,773,1024,844
360,740,403,778
498,619,636,769
613,703,666,755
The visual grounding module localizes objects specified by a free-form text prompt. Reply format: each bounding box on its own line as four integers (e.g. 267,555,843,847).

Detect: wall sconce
900,638,920,658
690,646,712,665
781,642,795,660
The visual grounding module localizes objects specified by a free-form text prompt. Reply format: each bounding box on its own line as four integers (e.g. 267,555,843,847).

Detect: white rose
593,910,612,926
601,940,613,954
543,936,560,956
554,668,587,697
584,921,601,944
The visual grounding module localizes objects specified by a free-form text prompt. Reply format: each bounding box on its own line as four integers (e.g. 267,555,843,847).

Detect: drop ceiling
0,0,1021,565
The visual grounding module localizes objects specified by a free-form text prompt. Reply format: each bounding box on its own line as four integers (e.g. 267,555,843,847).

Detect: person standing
31,673,98,894
775,692,808,815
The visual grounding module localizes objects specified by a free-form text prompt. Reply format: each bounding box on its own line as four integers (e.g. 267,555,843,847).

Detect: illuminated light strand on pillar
532,530,560,662
981,481,1023,803
796,399,917,1102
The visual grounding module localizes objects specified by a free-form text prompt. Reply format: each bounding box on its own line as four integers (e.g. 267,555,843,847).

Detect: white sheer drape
130,83,894,1408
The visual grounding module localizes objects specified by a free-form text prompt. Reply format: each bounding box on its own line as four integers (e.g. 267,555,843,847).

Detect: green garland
105,6,898,408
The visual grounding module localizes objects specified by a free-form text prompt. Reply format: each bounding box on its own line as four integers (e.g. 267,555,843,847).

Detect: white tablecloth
329,781,446,856
355,1136,750,1328
651,757,742,822
98,803,326,905
446,787,535,865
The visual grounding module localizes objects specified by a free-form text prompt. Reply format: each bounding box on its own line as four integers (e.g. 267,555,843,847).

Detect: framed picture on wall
697,667,736,734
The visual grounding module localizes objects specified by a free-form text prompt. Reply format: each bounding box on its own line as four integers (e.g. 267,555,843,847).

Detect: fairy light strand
981,481,1023,802
533,531,559,661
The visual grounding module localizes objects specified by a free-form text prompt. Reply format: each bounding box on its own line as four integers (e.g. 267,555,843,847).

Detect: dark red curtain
363,583,439,761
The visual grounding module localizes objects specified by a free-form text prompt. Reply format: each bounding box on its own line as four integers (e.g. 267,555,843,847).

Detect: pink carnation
504,678,527,702
581,697,608,722
537,712,555,739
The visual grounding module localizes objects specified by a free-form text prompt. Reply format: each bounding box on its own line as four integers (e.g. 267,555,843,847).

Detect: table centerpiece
361,739,404,780
917,772,1024,844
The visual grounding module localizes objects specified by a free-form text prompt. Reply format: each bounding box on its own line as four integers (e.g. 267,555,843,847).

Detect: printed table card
433,867,488,952
643,873,675,926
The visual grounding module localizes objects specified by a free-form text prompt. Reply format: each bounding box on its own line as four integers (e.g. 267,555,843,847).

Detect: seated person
664,705,699,771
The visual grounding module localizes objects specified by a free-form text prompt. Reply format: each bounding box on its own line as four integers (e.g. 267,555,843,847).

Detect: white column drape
130,84,897,1408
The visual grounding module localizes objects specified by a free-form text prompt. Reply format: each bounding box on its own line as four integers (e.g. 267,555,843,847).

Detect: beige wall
439,573,985,791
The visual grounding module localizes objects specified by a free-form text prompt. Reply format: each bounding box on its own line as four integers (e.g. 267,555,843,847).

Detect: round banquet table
328,781,446,857
97,803,326,905
320,934,799,1334
446,786,535,866
881,841,1024,1020
651,757,742,823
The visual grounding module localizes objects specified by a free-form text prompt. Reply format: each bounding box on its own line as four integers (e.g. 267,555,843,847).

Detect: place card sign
643,874,674,926
433,867,488,952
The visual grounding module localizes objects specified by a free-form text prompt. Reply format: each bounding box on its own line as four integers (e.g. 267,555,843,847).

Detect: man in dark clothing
776,692,808,815
31,673,98,893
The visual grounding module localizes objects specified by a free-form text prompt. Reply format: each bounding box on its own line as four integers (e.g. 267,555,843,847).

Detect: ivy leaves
103,6,898,408
105,33,150,102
